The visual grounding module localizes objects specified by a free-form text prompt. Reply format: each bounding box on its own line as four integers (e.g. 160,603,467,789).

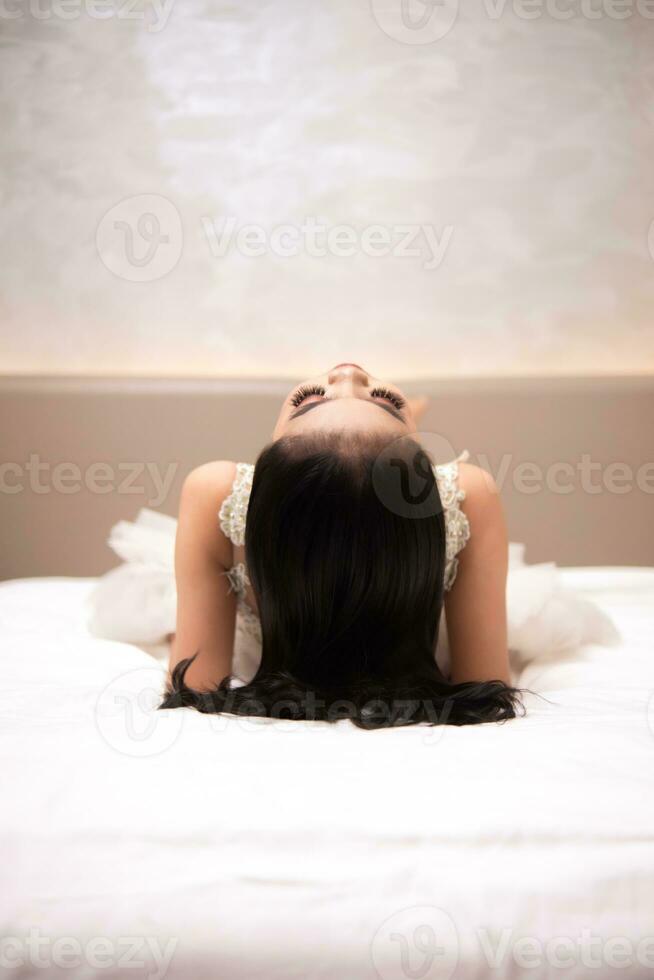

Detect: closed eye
369,386,406,412
288,389,406,422
289,384,326,408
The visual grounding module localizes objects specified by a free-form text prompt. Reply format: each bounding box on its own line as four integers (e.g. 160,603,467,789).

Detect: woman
88,363,615,728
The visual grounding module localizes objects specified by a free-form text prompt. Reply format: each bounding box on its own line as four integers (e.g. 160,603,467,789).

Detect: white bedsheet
1,569,653,980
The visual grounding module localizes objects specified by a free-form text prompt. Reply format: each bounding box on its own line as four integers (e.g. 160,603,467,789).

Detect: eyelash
369,386,406,412
290,384,325,407
289,384,405,412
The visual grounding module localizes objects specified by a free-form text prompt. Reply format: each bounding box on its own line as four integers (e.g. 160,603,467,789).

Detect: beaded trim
223,561,251,595
218,462,254,547
236,594,263,643
434,450,471,592
222,561,260,641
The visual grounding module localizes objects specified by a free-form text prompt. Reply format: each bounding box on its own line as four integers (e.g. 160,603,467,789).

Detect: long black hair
162,431,523,729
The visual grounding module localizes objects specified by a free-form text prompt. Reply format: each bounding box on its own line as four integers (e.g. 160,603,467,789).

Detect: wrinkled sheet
1,569,653,980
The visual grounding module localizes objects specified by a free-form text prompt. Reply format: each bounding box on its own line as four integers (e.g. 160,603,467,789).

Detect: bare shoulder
457,460,500,499
177,460,238,567
180,460,237,504
456,461,505,533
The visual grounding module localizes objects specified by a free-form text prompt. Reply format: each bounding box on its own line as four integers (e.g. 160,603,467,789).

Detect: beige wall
1,6,653,378
1,375,652,580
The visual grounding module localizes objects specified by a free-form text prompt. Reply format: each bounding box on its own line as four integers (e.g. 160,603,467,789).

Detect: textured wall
1,1,653,378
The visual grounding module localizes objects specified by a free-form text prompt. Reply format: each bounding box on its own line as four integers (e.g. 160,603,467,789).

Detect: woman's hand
407,395,430,425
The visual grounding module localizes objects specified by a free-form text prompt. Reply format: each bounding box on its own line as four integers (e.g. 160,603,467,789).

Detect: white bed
1,569,654,980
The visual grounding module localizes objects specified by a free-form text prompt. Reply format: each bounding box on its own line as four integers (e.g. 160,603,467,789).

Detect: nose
328,363,369,385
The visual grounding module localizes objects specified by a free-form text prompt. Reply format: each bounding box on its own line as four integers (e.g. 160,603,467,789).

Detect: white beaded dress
86,451,617,683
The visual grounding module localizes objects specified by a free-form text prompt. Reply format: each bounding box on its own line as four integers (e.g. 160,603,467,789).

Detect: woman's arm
170,460,238,691
444,463,511,685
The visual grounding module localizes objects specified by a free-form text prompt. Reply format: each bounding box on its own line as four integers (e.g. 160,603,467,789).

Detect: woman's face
273,363,418,440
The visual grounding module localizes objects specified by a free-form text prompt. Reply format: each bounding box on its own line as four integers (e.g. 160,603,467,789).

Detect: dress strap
218,462,254,547
434,450,471,592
